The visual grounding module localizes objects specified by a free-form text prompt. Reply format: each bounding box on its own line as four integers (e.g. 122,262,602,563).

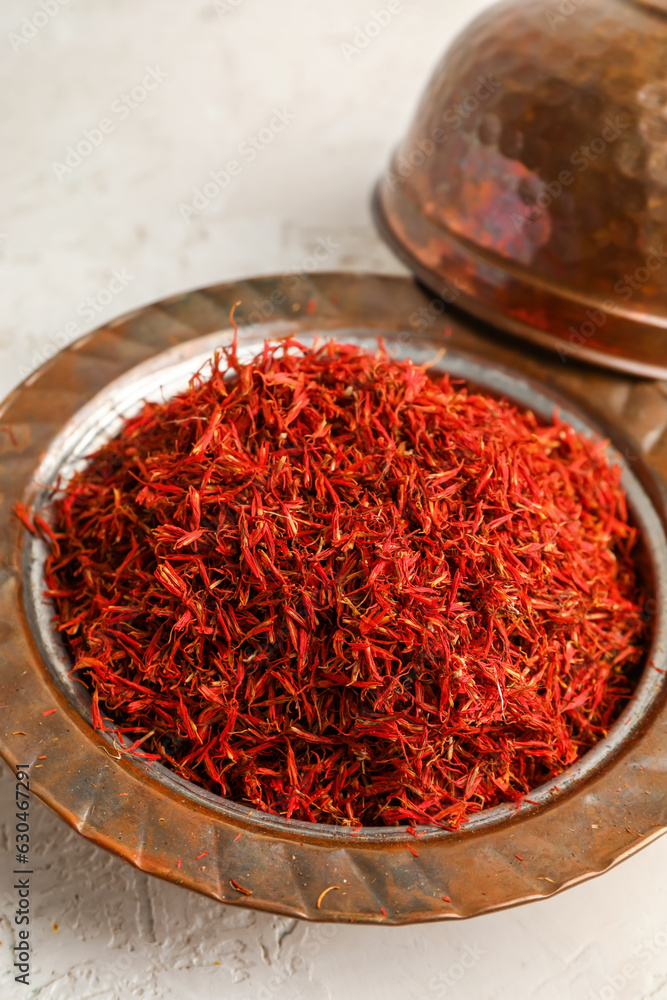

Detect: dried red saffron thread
23,338,646,828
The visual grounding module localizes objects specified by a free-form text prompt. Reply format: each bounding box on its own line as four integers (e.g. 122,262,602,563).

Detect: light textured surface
2,1,667,997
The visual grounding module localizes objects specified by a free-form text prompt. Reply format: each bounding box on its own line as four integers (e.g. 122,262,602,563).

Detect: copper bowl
374,0,667,378
2,273,667,925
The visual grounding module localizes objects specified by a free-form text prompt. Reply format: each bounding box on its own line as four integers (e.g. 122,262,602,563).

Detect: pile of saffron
25,339,646,827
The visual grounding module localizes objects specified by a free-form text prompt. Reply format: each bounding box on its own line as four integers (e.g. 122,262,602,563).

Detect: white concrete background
1,0,667,997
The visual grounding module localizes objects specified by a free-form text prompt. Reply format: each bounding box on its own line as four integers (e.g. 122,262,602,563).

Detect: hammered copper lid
374,0,667,378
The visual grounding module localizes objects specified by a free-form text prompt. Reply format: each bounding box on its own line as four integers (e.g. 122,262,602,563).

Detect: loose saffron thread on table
18,336,647,829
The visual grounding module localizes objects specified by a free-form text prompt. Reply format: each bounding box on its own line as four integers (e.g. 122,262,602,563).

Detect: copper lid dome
374,0,667,377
